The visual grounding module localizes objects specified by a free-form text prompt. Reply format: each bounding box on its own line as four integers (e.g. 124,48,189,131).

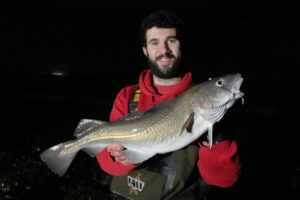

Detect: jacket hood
138,69,193,101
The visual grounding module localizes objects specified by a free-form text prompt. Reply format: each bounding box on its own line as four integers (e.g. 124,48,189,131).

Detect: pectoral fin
180,112,194,136
120,149,156,164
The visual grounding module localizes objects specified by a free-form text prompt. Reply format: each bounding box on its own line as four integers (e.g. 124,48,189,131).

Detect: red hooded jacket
96,70,241,188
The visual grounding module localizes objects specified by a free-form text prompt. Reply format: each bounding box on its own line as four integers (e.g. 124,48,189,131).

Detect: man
96,10,241,200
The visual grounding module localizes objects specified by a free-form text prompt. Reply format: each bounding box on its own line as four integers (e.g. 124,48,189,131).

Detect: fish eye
215,80,223,87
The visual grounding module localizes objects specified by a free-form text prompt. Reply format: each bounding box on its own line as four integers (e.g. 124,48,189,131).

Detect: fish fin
120,149,156,164
82,144,107,157
208,125,213,149
73,119,108,138
180,112,194,135
119,111,145,121
40,142,77,177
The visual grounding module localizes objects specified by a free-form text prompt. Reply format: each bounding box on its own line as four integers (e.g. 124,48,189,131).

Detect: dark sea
1,1,299,199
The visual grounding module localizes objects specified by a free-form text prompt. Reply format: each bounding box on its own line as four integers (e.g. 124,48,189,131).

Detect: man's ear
142,46,148,56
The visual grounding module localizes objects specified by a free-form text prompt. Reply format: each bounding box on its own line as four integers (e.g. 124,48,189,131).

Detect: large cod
41,73,244,177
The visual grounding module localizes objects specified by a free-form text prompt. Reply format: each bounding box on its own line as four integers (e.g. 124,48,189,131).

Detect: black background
1,1,299,200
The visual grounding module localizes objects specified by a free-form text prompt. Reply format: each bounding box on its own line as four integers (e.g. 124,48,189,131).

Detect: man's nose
159,42,171,54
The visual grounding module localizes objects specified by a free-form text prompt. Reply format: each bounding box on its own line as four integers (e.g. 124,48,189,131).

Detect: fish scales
40,73,244,177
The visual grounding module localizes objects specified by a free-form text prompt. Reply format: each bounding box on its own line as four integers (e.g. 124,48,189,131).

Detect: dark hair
139,10,184,47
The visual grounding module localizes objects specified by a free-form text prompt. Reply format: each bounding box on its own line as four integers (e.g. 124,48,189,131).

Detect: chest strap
129,87,141,113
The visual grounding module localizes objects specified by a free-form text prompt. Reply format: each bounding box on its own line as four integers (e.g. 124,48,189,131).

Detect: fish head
192,73,244,123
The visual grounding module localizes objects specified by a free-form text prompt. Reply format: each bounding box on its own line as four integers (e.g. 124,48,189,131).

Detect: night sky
1,1,299,199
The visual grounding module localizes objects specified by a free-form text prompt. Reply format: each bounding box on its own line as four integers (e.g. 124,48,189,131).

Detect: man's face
143,27,182,79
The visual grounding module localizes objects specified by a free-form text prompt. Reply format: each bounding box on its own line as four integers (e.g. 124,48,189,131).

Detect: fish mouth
231,75,244,99
224,74,245,109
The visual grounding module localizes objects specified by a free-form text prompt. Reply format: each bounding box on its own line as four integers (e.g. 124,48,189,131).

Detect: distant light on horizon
51,71,66,76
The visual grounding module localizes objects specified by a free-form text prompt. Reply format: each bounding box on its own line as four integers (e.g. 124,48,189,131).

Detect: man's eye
150,41,158,46
168,39,177,43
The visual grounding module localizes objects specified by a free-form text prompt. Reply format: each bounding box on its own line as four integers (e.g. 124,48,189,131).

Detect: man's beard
147,53,183,79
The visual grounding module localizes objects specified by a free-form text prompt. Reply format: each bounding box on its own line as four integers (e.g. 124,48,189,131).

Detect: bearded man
96,10,241,200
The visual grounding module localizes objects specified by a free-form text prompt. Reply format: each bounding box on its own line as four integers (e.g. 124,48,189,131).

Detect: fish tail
40,142,77,177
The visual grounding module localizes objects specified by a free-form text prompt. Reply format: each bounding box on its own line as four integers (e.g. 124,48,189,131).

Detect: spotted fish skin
40,73,244,177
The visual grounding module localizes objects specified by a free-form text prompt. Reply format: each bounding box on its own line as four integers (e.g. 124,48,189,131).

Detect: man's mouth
157,57,173,66
156,55,174,63
157,53,174,59
159,57,171,61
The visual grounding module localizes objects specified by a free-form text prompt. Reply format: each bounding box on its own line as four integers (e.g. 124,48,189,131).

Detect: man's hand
107,144,132,166
201,141,210,147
